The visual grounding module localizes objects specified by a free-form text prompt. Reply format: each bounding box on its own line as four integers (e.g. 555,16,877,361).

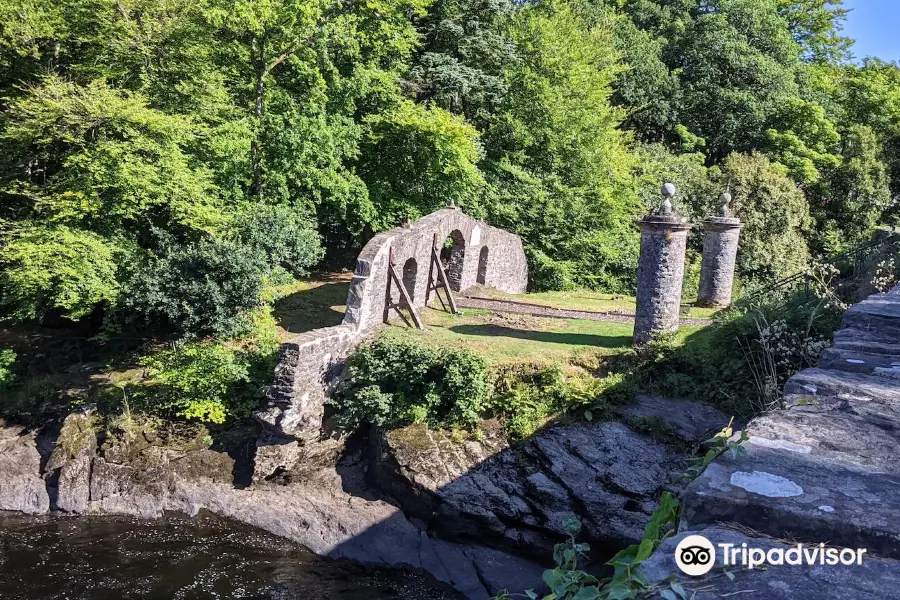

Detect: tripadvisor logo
674,535,716,576
674,534,869,577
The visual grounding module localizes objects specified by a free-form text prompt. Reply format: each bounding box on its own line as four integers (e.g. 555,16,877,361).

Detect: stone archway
477,246,489,285
402,257,418,302
440,230,466,292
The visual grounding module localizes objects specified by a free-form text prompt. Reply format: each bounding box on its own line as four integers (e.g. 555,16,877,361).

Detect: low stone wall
255,208,528,438
254,324,360,440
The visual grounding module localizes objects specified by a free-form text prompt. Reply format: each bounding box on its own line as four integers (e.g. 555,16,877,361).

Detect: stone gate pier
255,208,528,439
633,184,692,345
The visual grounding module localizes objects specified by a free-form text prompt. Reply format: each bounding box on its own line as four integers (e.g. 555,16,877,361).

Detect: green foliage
482,0,642,291
359,101,487,229
136,313,280,424
1,76,222,236
720,152,812,281
234,203,324,278
0,224,121,321
0,348,16,388
489,363,635,440
123,237,267,339
141,342,251,424
632,290,841,418
333,337,491,430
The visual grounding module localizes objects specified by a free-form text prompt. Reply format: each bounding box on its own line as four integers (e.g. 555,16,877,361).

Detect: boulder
45,413,98,513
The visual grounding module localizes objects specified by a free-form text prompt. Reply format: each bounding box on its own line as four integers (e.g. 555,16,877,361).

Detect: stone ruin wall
255,208,528,439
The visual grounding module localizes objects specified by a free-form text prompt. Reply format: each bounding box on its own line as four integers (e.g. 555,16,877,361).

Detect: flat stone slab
681,437,900,559
834,328,900,355
620,394,732,443
643,528,900,600
783,368,900,403
843,293,900,337
818,346,900,375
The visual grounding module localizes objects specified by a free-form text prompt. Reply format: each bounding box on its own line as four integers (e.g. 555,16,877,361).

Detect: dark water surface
0,513,461,600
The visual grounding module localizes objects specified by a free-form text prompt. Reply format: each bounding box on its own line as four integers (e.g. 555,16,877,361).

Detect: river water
0,513,461,599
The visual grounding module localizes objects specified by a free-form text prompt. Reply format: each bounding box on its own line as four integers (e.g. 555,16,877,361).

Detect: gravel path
456,295,714,327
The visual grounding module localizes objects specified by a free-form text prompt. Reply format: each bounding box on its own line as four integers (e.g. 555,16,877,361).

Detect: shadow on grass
449,324,632,349
273,281,350,335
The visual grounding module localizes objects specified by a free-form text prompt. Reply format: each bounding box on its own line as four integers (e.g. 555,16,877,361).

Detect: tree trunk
251,36,266,197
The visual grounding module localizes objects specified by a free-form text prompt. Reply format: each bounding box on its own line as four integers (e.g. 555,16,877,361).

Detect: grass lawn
272,274,708,365
380,306,705,367
466,285,722,320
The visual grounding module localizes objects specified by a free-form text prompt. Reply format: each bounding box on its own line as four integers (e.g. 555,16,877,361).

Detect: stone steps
818,346,900,374
783,367,900,403
675,285,900,583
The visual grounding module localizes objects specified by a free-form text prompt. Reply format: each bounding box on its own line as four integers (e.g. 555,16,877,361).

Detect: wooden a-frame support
426,233,460,315
383,247,424,330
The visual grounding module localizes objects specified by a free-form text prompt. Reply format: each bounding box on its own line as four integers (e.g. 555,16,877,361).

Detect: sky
842,0,900,62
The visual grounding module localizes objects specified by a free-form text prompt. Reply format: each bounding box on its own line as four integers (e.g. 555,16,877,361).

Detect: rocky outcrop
0,422,49,515
370,398,730,558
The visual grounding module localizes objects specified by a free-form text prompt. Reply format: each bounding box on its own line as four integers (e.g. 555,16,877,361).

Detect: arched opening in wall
440,230,466,292
477,246,489,285
402,257,417,302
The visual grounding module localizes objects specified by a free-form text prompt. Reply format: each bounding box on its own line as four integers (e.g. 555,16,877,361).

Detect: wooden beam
426,233,460,315
384,247,424,330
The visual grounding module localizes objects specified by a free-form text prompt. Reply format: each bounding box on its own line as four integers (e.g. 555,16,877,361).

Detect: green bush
235,204,324,278
632,291,842,417
136,332,280,425
0,225,121,322
0,349,16,388
124,237,267,339
489,364,636,440
332,338,491,430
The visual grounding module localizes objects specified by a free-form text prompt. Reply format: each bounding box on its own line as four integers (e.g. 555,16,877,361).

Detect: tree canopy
1,0,898,333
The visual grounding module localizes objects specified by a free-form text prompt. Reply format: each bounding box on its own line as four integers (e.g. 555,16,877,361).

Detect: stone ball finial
719,191,733,217
448,199,458,210
658,183,676,216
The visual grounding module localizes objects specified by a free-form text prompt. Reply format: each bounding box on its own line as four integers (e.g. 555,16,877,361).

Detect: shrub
488,364,636,441
140,342,254,424
124,237,267,339
235,203,324,278
332,338,490,430
0,225,120,322
632,290,841,417
0,349,16,388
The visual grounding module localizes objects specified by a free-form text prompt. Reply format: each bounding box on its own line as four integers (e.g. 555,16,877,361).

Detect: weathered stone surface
252,432,346,484
643,528,900,600
817,346,900,375
45,413,97,513
681,437,900,559
698,216,741,308
371,419,691,555
783,367,900,403
0,424,49,515
634,212,692,345
256,324,359,439
620,394,732,443
0,418,542,600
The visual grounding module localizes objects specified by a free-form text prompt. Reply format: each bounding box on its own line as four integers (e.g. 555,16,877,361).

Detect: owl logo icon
675,535,716,576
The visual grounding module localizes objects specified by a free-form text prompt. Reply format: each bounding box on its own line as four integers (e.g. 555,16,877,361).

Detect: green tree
483,0,642,290
719,152,812,281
